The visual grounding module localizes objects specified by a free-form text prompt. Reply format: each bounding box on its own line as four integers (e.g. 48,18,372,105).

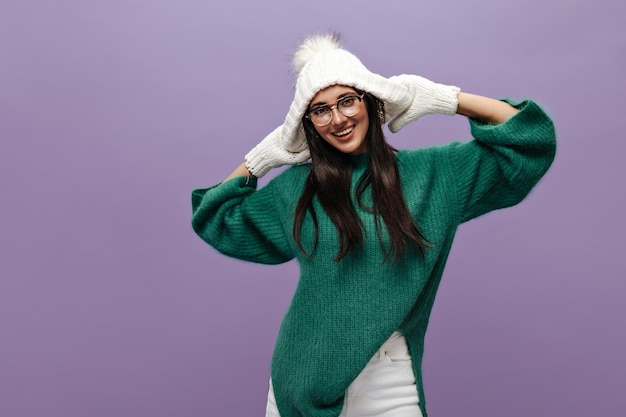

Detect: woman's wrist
224,161,253,182
456,92,519,124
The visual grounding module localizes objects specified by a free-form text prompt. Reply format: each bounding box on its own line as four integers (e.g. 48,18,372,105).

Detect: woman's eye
340,97,356,106
312,107,329,116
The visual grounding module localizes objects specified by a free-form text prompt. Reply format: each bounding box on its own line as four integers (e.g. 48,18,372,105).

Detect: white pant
265,332,422,417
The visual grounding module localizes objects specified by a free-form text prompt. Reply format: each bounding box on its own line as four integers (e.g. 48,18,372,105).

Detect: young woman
191,33,556,417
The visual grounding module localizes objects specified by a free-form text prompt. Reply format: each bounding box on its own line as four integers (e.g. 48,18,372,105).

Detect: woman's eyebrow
309,91,358,108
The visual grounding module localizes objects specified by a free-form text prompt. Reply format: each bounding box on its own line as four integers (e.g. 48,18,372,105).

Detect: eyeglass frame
304,92,366,126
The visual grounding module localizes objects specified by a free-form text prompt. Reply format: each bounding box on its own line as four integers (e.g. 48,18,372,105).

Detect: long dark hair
292,91,430,264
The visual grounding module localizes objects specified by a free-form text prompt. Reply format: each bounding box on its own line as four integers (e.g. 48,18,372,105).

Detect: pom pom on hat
281,33,412,153
292,32,343,73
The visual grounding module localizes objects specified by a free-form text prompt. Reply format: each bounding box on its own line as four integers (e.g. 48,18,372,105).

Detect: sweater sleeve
450,99,557,223
191,176,295,264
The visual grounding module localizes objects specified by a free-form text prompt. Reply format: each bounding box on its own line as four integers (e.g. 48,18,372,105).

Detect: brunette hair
293,91,430,264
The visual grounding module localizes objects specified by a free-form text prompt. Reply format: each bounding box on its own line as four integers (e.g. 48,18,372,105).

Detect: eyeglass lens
310,95,362,125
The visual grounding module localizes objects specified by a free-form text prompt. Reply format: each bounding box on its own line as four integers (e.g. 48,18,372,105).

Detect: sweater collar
349,152,370,170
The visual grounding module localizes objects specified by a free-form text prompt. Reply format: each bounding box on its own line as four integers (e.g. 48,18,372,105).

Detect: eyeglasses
305,93,365,126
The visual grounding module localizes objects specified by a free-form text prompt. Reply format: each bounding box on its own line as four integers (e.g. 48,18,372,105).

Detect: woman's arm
191,174,295,265
224,161,251,181
456,92,519,124
450,98,557,223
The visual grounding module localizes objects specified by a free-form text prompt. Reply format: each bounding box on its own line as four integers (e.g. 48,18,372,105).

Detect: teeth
334,127,354,137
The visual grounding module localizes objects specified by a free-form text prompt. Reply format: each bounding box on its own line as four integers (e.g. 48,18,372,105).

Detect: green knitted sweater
191,100,556,417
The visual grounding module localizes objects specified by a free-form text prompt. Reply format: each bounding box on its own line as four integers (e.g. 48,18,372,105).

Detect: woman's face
308,85,369,155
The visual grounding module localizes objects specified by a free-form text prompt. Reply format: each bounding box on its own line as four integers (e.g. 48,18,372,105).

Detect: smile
333,126,354,137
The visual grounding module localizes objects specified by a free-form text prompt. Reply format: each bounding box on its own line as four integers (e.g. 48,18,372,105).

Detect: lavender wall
1,1,624,416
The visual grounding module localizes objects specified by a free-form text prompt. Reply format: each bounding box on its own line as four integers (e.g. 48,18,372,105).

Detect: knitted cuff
244,149,274,178
244,126,283,178
418,83,460,116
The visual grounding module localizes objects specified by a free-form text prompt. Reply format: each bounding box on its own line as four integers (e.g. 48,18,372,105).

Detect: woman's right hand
244,125,311,177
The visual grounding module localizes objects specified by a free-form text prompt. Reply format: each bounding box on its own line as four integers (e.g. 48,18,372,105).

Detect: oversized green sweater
191,100,556,417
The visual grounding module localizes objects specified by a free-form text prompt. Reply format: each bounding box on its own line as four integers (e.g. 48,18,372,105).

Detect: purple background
1,1,624,416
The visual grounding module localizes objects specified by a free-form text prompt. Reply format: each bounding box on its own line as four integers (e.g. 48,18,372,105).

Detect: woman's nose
330,107,347,125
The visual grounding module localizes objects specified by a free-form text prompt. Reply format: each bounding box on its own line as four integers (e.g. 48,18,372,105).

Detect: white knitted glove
244,125,310,177
387,74,461,133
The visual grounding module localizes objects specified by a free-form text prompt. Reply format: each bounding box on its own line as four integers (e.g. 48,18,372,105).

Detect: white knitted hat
281,33,412,152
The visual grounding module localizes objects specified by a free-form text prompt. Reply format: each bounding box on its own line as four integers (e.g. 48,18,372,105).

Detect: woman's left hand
387,74,460,132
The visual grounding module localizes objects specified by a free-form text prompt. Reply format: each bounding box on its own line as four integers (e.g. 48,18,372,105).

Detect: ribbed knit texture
191,100,556,417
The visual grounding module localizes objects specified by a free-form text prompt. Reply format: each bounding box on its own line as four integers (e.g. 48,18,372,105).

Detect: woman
191,33,556,417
